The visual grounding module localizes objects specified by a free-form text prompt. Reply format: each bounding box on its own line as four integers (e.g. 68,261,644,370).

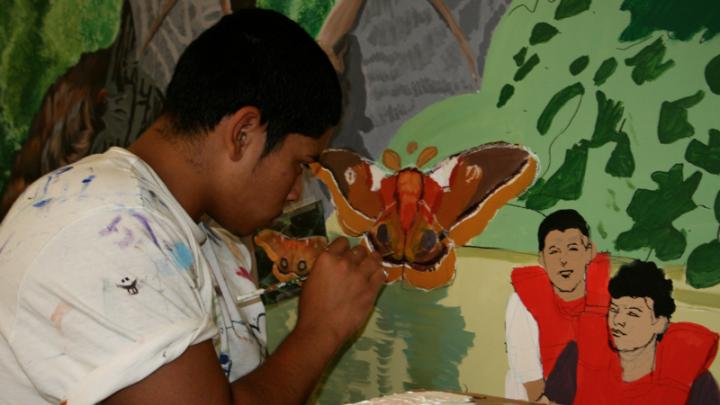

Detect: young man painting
505,209,610,402
0,9,385,405
572,260,719,404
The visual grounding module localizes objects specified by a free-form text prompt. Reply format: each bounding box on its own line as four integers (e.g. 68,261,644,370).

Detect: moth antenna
416,146,438,168
382,149,402,171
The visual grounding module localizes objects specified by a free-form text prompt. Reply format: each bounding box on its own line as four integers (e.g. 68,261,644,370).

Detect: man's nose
613,314,626,327
286,174,304,202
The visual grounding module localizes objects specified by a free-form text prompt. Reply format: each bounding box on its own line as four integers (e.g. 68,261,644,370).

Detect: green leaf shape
497,84,515,108
514,47,528,66
705,54,720,95
620,0,720,42
537,82,585,135
555,0,592,20
530,22,559,45
605,132,635,178
658,90,705,144
593,57,618,86
589,91,624,147
615,164,702,260
686,240,720,289
524,143,588,210
685,129,720,174
569,56,590,75
258,0,335,37
624,37,675,85
514,54,540,82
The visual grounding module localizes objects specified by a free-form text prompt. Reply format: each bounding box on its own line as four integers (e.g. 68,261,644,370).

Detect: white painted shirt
0,147,266,404
504,292,542,400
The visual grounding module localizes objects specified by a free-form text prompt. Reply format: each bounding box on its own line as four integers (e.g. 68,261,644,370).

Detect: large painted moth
311,142,538,290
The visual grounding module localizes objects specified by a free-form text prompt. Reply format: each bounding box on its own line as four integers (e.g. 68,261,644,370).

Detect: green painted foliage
555,0,592,20
605,132,635,177
524,143,588,210
514,53,540,81
624,38,675,85
497,84,515,108
258,0,335,37
529,22,559,45
513,47,528,66
536,82,585,135
620,0,720,42
658,90,705,144
705,54,720,95
615,164,702,260
686,240,720,288
569,55,590,75
590,91,624,147
593,57,618,86
686,129,720,174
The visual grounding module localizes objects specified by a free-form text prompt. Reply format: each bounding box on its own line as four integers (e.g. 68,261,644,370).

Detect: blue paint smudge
171,242,193,270
42,176,53,195
82,175,96,184
99,215,122,236
131,213,159,247
54,166,73,176
33,198,51,208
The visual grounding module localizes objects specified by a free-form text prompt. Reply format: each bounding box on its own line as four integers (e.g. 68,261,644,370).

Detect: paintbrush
235,275,308,305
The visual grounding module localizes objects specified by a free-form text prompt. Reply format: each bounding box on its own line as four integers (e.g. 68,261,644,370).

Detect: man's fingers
346,244,368,264
326,237,350,255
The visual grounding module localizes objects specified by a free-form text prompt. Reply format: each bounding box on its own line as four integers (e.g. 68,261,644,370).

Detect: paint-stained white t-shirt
0,147,266,404
504,292,542,400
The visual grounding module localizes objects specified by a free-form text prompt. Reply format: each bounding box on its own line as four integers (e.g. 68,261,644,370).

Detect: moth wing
253,229,286,262
311,149,385,236
254,229,295,282
429,142,538,246
403,247,456,290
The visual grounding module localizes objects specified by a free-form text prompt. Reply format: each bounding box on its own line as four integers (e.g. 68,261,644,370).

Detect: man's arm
505,293,544,401
105,237,385,405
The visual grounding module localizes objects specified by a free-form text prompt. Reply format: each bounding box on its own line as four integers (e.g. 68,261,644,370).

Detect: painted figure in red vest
505,209,610,403
567,260,719,405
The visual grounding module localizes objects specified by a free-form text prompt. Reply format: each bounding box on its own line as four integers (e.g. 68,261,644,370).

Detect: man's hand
296,237,386,348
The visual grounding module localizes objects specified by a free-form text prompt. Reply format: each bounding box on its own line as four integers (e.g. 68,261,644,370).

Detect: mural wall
1,0,718,403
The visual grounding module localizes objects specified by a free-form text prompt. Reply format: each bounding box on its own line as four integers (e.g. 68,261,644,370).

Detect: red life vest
511,253,610,379
575,321,719,404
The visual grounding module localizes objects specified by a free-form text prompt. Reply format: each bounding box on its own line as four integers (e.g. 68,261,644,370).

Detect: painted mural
1,0,719,403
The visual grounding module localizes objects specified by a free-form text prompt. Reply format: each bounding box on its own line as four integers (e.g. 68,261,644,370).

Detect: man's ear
588,240,597,261
223,106,265,161
538,252,545,268
653,315,669,335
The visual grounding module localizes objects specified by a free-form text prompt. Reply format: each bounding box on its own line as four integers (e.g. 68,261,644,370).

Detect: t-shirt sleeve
8,208,217,404
505,292,543,383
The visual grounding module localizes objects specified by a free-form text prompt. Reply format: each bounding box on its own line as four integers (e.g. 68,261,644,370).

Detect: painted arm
505,293,544,401
105,238,386,405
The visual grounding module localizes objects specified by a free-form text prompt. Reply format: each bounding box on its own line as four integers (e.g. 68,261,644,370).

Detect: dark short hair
538,209,590,250
609,260,676,319
162,9,342,155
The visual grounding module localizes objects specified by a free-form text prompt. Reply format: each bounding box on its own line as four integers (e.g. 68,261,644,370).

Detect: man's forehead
545,228,587,246
611,296,654,310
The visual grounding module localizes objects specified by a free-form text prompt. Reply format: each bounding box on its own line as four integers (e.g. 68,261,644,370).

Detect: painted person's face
539,228,594,294
609,296,667,352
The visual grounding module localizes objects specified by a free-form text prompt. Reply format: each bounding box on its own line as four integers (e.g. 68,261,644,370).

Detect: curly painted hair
609,260,676,319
